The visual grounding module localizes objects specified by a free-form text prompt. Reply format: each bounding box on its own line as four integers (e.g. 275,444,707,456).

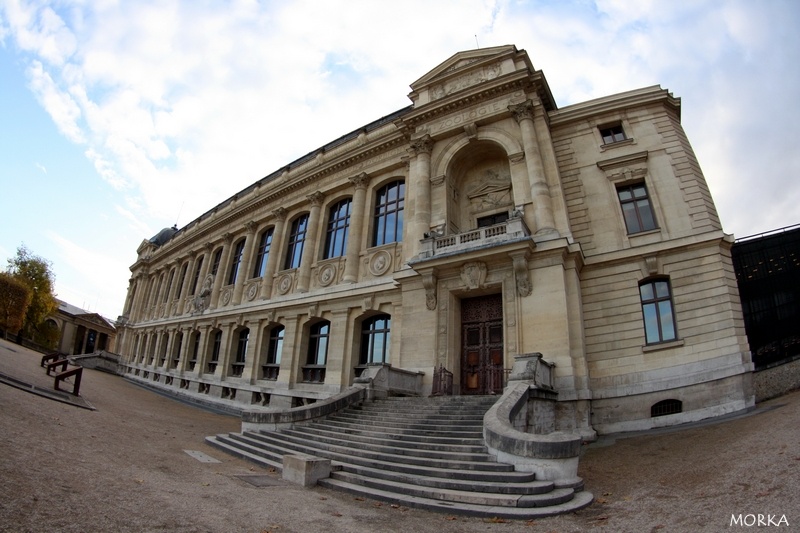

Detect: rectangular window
618,183,658,234
600,124,626,144
640,279,678,344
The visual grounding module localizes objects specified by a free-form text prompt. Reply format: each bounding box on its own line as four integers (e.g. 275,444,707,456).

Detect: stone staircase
205,395,593,518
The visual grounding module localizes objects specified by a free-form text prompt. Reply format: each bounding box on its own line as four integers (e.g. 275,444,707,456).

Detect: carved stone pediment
408,45,520,107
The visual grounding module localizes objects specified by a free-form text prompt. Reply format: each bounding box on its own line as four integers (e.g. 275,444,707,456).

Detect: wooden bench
45,358,69,376
40,352,65,367
54,366,83,396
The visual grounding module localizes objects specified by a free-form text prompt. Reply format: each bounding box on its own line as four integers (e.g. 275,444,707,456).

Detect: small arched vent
651,399,683,417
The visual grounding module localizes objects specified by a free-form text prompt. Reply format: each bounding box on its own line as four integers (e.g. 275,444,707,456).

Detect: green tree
6,245,58,346
0,272,32,339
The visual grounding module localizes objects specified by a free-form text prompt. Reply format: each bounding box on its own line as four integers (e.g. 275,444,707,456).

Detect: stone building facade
116,45,753,435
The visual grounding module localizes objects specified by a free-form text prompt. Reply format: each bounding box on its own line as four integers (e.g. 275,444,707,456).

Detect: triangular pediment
408,45,528,107
410,45,518,89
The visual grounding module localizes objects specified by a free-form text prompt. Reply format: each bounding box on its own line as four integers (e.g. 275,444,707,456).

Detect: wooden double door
461,294,504,395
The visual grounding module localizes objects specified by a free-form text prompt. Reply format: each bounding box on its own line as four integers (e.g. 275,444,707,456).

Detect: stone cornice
549,85,681,126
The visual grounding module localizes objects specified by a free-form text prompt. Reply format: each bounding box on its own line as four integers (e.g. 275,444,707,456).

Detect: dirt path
0,339,797,532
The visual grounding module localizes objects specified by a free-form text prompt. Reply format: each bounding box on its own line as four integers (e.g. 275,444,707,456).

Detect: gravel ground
0,338,797,533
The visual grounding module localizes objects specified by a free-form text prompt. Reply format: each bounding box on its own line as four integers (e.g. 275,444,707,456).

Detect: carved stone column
232,222,258,305
343,173,370,283
259,208,286,299
407,135,434,259
510,100,555,234
297,191,325,293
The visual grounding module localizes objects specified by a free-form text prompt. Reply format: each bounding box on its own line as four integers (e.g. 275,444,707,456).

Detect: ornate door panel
461,294,504,395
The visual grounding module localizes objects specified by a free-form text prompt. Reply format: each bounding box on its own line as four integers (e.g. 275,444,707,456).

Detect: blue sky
1,0,799,320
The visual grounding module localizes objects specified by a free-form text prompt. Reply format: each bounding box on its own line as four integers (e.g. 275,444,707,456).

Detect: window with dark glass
228,239,246,285
373,180,405,246
208,330,222,373
477,211,509,228
303,321,330,383
177,262,188,299
359,314,391,365
600,124,626,144
163,270,175,302
618,183,657,234
253,228,274,278
262,325,284,380
639,278,678,344
285,214,309,269
324,198,352,259
307,322,330,365
188,331,200,371
190,256,204,296
231,328,248,377
211,248,223,275
171,332,183,369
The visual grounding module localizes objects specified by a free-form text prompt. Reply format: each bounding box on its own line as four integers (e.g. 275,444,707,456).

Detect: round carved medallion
246,283,258,301
221,288,232,306
277,274,293,295
318,264,337,287
369,250,392,276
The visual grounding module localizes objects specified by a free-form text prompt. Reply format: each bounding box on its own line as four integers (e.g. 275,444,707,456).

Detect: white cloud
2,0,799,319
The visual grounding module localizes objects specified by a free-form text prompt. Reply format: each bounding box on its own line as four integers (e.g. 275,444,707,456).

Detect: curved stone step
318,477,594,519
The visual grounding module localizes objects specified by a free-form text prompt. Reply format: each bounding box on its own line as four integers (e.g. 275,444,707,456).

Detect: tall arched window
177,262,189,299
639,278,678,344
253,227,274,278
303,321,330,383
190,256,204,296
373,180,405,246
285,214,309,269
231,327,249,377
324,198,352,259
210,248,223,276
207,330,222,373
228,238,246,285
171,331,183,369
360,314,391,365
262,325,284,380
188,331,200,372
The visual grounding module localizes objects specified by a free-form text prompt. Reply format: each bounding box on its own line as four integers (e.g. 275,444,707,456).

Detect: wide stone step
301,422,485,446
337,462,548,494
285,425,488,454
318,478,594,519
329,471,576,508
338,409,486,424
204,434,283,469
314,417,483,437
223,432,521,482
241,431,507,471
278,427,491,462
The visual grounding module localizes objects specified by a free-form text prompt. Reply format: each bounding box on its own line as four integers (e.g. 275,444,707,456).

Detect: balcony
417,214,531,260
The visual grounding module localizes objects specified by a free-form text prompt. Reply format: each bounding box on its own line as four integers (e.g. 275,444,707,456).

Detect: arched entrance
461,293,504,395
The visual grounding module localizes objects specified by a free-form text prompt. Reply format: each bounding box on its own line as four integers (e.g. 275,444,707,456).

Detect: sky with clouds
1,0,798,320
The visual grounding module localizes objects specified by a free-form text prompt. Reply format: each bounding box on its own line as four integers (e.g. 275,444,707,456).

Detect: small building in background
49,299,117,355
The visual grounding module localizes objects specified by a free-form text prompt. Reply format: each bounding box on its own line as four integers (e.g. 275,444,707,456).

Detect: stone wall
754,357,800,402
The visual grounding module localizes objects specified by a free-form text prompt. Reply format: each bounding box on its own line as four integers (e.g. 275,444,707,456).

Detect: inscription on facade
432,91,525,133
